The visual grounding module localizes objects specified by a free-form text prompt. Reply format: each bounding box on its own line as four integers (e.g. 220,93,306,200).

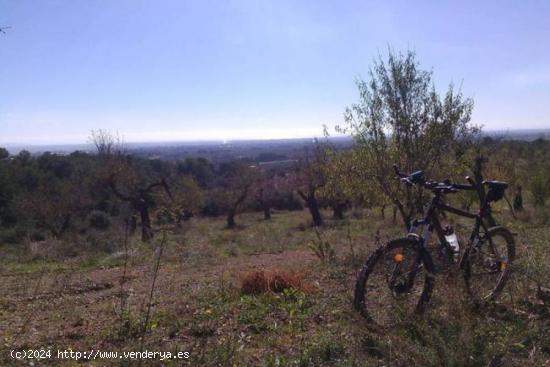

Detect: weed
264,332,346,366
308,230,335,264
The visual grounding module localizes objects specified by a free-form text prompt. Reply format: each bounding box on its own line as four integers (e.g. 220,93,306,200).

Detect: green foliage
2,205,550,366
176,157,215,188
308,230,335,264
171,175,205,218
263,332,345,366
0,226,27,244
238,288,312,334
87,210,111,230
529,167,550,206
238,294,274,333
0,147,8,160
278,288,311,329
211,161,257,227
339,49,478,227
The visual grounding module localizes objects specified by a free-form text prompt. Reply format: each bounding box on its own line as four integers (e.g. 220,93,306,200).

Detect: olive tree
170,175,205,223
290,144,327,227
89,130,173,241
319,149,355,220
17,174,91,238
341,50,477,228
214,161,256,228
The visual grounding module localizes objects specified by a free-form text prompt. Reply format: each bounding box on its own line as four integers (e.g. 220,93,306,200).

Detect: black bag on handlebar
485,181,508,203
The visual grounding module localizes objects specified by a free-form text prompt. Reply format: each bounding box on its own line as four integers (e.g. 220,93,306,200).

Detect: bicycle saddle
483,180,508,190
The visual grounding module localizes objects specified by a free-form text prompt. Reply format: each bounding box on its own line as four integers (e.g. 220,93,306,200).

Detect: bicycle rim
464,227,515,302
355,238,433,327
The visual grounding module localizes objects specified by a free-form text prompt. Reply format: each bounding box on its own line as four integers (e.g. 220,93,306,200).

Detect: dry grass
240,270,315,295
0,208,549,366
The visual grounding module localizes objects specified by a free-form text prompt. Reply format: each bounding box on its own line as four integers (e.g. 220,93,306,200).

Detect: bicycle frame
407,190,491,266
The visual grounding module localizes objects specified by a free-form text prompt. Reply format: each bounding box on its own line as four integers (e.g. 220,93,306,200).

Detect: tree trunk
393,199,410,229
392,206,397,224
263,206,271,220
332,203,345,220
380,204,386,219
128,215,137,235
473,156,497,227
307,196,323,226
227,209,236,228
49,214,72,238
375,176,411,230
513,186,523,211
58,214,72,238
297,189,323,226
226,184,251,228
138,204,153,242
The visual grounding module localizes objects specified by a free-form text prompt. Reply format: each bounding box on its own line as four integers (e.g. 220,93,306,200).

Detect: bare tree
89,129,124,156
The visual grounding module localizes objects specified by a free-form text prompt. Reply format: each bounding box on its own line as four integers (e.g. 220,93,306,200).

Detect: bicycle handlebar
393,164,476,193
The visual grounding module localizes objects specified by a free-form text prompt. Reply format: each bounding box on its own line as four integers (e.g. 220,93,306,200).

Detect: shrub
0,227,27,244
273,192,303,211
201,199,221,217
534,207,550,226
29,230,46,242
87,210,111,230
85,232,117,253
529,168,550,207
308,231,335,264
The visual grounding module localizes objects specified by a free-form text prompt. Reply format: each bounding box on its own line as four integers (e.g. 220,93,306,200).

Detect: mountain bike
353,166,515,327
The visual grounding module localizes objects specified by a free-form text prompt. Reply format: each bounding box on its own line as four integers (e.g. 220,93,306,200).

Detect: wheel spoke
465,229,513,301
355,239,429,327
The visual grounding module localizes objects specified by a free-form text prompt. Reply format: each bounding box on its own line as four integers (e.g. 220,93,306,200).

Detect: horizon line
1,127,549,149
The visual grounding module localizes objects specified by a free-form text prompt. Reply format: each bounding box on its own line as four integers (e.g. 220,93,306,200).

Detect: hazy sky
1,0,550,144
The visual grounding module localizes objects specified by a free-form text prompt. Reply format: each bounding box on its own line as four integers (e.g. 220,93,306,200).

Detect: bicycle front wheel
354,238,435,328
462,226,515,303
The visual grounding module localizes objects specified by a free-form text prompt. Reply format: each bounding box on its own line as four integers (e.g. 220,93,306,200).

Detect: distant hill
3,129,548,161
483,128,550,141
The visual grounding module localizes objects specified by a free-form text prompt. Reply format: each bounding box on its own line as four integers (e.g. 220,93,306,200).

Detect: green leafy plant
308,230,335,264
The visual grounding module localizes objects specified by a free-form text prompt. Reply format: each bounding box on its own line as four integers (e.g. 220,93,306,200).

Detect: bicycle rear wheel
462,226,515,303
354,238,435,328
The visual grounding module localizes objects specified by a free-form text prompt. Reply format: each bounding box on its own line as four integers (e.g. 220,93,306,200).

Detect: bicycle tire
354,237,435,327
462,226,515,303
